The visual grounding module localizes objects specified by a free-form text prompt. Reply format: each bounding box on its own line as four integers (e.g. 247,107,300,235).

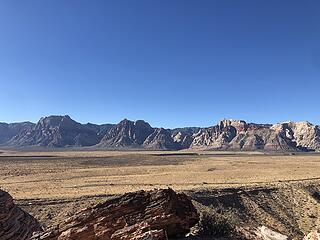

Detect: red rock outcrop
0,189,42,240
32,188,199,240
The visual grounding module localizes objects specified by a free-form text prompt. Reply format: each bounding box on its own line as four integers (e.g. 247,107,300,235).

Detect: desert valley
1,116,320,240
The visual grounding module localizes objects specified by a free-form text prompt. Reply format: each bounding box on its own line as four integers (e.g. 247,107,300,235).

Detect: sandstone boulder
32,188,199,240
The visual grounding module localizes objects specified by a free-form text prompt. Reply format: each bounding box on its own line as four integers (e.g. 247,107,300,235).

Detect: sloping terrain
16,180,320,239
190,181,320,239
0,122,35,144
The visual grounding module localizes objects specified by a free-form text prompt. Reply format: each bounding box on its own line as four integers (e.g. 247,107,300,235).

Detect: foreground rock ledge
0,189,41,240
32,188,199,240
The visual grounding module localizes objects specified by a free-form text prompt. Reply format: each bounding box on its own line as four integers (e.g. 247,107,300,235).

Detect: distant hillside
0,122,35,144
191,119,320,151
7,115,110,147
1,115,319,151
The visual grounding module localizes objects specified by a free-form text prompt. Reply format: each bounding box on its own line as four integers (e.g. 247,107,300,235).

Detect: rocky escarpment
8,115,101,147
0,115,319,151
0,189,41,240
191,119,320,151
98,119,154,148
32,188,199,240
98,119,190,150
277,121,320,151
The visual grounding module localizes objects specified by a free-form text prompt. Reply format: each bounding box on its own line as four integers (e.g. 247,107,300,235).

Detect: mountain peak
217,119,247,132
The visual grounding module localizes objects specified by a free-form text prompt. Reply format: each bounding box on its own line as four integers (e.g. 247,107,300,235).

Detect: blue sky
0,0,319,128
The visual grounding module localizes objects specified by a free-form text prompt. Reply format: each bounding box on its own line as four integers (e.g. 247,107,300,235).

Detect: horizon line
1,114,318,129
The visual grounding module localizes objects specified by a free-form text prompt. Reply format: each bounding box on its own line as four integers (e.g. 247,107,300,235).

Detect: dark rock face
83,123,114,139
32,188,199,240
9,116,100,147
98,119,154,148
0,122,35,144
0,189,42,240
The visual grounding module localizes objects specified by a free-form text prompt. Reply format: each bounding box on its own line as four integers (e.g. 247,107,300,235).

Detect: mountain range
0,115,319,152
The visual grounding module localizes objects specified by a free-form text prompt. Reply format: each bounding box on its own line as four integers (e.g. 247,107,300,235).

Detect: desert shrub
198,212,233,237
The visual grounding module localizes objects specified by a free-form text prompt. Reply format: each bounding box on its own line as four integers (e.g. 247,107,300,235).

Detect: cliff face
191,119,320,151
286,121,320,150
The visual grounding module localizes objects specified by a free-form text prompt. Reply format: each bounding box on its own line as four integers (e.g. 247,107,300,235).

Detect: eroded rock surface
191,119,320,151
32,188,199,240
0,189,41,240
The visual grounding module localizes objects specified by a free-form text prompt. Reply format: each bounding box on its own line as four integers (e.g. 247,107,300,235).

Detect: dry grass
1,150,319,199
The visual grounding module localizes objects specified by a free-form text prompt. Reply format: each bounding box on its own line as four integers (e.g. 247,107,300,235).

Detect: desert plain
1,150,320,239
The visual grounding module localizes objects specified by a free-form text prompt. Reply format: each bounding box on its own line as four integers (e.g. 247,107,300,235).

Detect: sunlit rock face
190,119,320,151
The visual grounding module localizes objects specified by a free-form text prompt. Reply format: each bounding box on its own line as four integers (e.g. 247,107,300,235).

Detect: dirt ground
1,150,320,239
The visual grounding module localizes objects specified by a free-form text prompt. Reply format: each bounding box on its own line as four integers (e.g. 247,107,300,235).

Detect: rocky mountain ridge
0,115,319,151
8,116,104,147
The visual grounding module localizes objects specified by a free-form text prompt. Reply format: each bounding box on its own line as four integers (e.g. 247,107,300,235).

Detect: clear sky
0,0,319,128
